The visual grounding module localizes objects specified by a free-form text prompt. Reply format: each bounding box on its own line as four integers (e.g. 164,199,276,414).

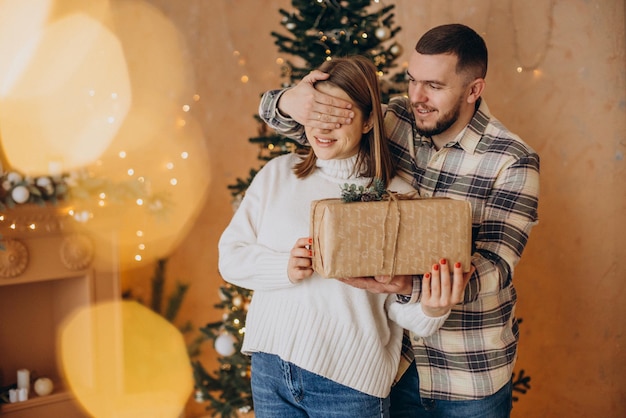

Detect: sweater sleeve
218,163,295,291
385,296,450,337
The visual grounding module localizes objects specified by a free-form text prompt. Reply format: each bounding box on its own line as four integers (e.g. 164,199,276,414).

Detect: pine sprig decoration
340,178,386,202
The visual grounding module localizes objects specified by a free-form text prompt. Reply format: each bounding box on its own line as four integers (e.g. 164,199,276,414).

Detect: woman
218,56,466,417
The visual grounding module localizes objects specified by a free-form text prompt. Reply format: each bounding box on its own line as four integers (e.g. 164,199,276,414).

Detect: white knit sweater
218,153,449,398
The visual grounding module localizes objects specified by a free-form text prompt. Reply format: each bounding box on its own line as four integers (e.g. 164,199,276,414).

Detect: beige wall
135,0,626,417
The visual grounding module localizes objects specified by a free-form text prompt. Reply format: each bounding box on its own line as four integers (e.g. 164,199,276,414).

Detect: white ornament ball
390,43,403,57
11,185,30,204
36,177,54,196
35,176,52,188
375,27,391,41
6,171,22,184
34,377,54,396
214,333,237,356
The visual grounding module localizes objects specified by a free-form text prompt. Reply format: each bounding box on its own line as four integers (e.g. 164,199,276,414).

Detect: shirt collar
457,98,490,154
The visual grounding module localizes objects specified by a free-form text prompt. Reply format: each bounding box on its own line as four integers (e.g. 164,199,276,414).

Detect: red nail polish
433,264,439,271
424,273,431,279
455,262,461,269
440,259,447,265
308,238,313,244
309,250,313,257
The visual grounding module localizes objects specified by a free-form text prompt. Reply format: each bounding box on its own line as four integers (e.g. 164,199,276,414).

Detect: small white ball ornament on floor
214,332,237,356
34,377,54,396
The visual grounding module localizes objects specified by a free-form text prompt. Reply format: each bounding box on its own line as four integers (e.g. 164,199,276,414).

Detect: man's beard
413,96,463,138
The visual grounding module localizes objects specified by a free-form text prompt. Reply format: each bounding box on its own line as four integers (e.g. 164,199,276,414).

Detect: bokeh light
0,0,52,96
0,0,210,269
59,300,193,418
106,0,195,115
64,0,208,270
0,3,131,176
76,112,211,270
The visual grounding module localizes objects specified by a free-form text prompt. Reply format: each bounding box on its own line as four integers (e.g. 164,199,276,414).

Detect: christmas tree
227,0,406,202
192,1,406,416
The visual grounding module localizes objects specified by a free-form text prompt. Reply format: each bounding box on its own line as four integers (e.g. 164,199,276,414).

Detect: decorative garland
0,169,169,218
0,171,70,211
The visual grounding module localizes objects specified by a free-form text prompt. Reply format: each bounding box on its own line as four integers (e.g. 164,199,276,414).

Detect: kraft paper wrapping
310,197,472,278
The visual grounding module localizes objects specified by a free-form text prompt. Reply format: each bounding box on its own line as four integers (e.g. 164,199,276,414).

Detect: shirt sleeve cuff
273,90,291,119
259,89,296,125
396,275,423,304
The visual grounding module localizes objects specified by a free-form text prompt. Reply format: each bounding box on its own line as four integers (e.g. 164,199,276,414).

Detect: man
257,23,539,418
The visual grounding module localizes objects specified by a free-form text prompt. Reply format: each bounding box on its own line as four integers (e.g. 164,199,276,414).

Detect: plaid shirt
259,90,540,401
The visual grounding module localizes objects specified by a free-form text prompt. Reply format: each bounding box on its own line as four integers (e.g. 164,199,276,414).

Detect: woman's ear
362,115,374,134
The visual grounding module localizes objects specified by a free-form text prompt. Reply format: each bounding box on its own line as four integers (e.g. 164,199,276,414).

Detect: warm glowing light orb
108,0,195,118
59,300,193,418
39,0,208,270
0,10,131,176
0,0,52,96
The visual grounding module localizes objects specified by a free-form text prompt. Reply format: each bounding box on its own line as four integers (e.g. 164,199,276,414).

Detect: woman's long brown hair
293,55,395,187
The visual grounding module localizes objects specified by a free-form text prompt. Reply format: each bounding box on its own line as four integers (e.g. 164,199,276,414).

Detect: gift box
310,196,472,278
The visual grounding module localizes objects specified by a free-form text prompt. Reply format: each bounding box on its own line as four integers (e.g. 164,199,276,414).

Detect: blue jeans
251,352,390,418
389,361,512,418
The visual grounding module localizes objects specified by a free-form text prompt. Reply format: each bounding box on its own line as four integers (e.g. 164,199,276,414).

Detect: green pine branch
512,369,531,402
194,283,253,416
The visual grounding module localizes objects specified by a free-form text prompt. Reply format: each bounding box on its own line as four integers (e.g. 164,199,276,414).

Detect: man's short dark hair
415,23,488,79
